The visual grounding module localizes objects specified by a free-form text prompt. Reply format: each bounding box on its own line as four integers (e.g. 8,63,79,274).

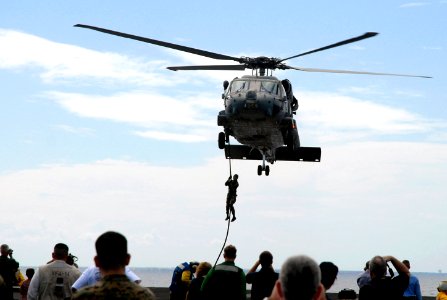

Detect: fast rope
213,137,234,267
213,214,232,267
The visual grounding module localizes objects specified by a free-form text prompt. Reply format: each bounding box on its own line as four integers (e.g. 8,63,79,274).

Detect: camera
7,249,13,255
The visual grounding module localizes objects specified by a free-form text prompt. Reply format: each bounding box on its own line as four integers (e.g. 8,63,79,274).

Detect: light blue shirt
72,265,141,290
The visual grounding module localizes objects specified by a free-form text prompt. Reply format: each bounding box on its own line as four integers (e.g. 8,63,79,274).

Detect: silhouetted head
369,256,387,279
233,174,238,180
363,261,370,271
319,261,339,290
53,243,69,260
223,244,237,260
259,251,273,268
0,244,9,256
95,231,129,271
26,268,35,279
402,260,410,269
279,255,322,300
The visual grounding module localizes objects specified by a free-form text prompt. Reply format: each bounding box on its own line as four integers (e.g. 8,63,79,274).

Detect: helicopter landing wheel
257,165,270,176
218,132,226,149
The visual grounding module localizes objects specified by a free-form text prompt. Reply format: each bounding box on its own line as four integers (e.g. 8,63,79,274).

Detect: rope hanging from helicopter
213,138,235,267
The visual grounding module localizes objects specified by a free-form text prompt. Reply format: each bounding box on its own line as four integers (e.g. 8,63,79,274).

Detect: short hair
369,256,387,278
402,260,410,269
319,261,339,290
96,231,128,270
280,255,321,300
224,245,237,259
364,261,370,271
53,243,69,259
196,262,212,277
0,244,9,255
259,251,273,268
26,268,35,279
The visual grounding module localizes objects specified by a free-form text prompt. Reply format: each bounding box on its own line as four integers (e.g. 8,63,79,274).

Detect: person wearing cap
27,243,81,300
169,261,199,300
225,174,239,222
0,244,19,300
437,281,447,300
72,231,155,299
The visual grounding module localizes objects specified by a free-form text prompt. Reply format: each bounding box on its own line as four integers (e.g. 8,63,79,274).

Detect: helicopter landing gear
257,154,270,176
286,130,295,151
257,164,270,176
218,132,226,149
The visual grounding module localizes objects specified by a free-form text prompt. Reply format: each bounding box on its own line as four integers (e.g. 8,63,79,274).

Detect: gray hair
280,255,321,300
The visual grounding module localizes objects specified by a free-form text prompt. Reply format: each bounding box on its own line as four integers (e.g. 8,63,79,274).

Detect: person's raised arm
383,256,410,276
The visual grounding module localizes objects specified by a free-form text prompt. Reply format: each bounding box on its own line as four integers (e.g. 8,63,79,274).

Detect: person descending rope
225,174,239,222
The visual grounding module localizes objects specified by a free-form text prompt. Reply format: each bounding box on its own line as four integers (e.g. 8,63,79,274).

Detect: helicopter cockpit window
260,81,278,94
230,80,249,93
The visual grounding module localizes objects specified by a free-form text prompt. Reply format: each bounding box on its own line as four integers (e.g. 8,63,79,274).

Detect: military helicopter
75,24,430,176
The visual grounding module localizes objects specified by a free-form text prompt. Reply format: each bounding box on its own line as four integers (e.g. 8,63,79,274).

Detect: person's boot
225,215,229,221
231,216,236,222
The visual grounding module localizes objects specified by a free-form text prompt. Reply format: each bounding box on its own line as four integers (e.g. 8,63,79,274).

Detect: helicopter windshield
230,80,249,92
260,81,278,94
230,80,279,95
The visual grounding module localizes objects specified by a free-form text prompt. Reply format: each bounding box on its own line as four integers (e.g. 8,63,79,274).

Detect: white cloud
348,45,366,51
422,46,443,50
0,29,176,86
4,28,442,145
1,141,447,270
297,91,445,141
134,130,208,142
53,124,95,136
45,90,220,142
42,87,446,144
399,2,431,7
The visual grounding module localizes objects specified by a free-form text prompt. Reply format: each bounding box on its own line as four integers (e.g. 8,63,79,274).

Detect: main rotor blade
74,24,241,62
167,65,246,71
280,32,379,62
286,66,432,78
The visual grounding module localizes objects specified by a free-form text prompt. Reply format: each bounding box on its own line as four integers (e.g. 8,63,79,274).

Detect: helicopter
75,24,431,176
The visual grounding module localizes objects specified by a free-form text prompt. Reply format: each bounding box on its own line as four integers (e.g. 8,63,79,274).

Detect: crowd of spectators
1,235,443,300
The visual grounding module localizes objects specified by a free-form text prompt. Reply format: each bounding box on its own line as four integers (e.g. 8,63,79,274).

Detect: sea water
130,268,446,297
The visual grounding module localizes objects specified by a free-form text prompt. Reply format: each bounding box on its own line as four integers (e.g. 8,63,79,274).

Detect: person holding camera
27,243,81,300
359,255,410,300
0,244,19,300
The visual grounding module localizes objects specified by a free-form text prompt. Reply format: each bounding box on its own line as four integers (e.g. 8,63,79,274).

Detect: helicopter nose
246,90,257,100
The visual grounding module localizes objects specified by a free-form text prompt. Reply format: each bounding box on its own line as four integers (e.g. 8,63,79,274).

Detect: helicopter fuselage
218,75,299,163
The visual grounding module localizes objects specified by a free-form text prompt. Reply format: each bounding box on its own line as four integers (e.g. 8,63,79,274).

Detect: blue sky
1,0,446,275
